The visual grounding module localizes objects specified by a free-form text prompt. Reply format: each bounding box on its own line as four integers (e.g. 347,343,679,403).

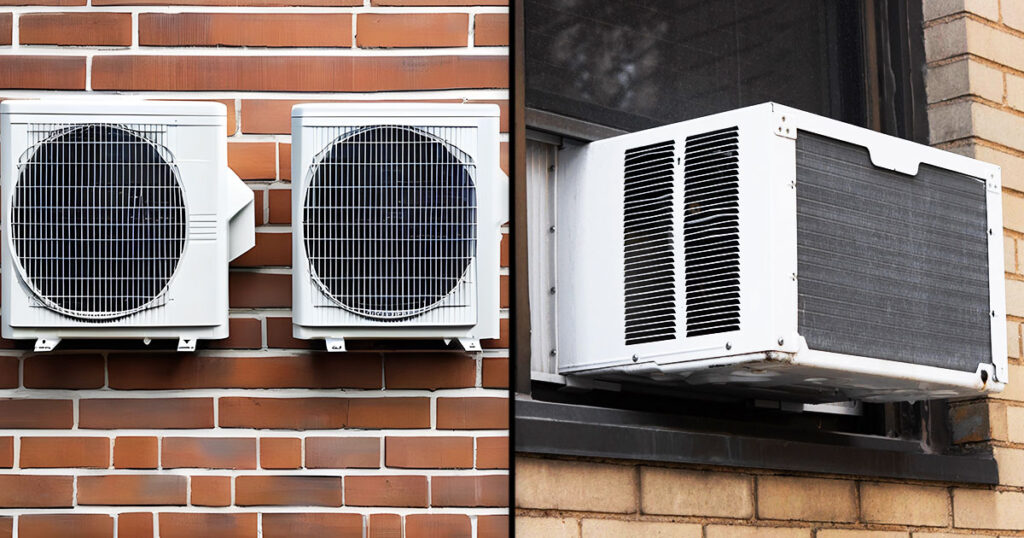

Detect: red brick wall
0,2,509,536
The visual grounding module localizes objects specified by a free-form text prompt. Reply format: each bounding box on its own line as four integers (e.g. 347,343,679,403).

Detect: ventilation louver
623,140,676,345
11,124,186,319
683,127,741,337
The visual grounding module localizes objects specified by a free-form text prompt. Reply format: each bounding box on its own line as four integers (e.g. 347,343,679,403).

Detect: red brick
279,143,292,181
78,475,186,506
261,437,302,469
266,317,315,349
20,13,131,46
499,233,509,267
0,0,83,4
110,354,380,390
478,515,508,538
0,357,14,387
114,437,158,469
232,232,292,267
368,514,401,538
0,56,84,89
80,398,213,429
240,99,508,134
305,437,380,468
0,399,72,428
263,513,362,538
18,514,112,538
230,271,291,308
0,476,72,507
117,513,152,538
437,397,507,429
357,14,468,48
483,357,508,388
345,475,427,507
475,14,508,46
191,476,231,507
349,397,431,429
158,513,256,538
405,515,471,538
385,437,472,469
431,475,508,506
20,437,109,468
140,13,352,47
499,274,509,308
476,436,508,469
0,437,11,468
23,354,104,389
219,397,348,429
100,0,359,5
206,317,262,349
0,15,10,45
162,437,256,470
384,353,476,389
229,142,277,181
268,189,291,224
481,318,510,349
253,189,266,225
500,141,509,174
235,476,342,506
0,517,8,538
91,56,507,91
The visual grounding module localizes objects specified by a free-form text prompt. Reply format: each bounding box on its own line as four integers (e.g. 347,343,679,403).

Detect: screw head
725,342,732,350
549,287,556,295
631,354,639,363
778,338,785,346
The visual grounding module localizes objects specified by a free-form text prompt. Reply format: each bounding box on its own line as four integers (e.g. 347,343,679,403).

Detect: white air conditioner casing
0,99,255,351
291,104,507,351
557,103,1006,402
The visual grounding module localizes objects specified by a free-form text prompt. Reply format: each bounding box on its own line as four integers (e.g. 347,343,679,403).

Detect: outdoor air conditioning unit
556,102,1006,402
291,104,507,351
0,99,255,352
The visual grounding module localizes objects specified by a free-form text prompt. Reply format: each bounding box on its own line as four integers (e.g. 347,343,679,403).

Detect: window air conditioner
556,102,1005,402
1,99,255,352
291,104,507,351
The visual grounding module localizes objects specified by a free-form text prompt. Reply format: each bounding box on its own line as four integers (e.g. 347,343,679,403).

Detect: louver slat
623,141,677,345
684,127,740,337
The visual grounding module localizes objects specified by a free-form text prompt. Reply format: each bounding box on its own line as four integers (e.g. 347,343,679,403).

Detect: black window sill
515,398,998,485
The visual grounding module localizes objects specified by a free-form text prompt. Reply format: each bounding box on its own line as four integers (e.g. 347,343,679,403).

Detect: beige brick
994,446,1024,486
923,0,1000,21
705,525,811,538
1004,0,1024,32
641,467,752,518
516,517,578,538
913,533,976,538
1008,321,1021,360
973,145,1024,193
1008,73,1024,113
1007,405,1024,442
516,458,636,513
925,18,969,62
757,476,856,522
927,18,1024,72
928,100,973,143
581,519,701,538
860,482,950,526
973,105,1024,156
817,531,908,538
1005,278,1024,318
1006,236,1016,273
952,488,1024,529
992,362,1024,401
926,58,1004,103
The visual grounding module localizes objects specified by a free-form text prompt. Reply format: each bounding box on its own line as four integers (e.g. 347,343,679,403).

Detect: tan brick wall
516,1,1024,536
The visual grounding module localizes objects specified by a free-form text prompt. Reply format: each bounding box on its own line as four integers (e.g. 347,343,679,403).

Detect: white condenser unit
291,104,507,351
557,103,1005,402
0,99,255,352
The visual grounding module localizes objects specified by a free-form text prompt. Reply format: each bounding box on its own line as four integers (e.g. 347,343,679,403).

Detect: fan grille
303,125,477,319
11,124,187,319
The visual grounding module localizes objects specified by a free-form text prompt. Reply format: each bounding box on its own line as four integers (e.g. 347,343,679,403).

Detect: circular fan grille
303,125,477,319
11,124,187,319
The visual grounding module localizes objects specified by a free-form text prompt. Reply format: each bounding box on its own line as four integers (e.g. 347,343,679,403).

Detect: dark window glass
525,0,867,132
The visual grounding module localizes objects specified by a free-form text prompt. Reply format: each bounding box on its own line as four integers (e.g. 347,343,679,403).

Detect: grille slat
303,125,477,320
623,140,677,345
11,124,186,320
684,127,740,337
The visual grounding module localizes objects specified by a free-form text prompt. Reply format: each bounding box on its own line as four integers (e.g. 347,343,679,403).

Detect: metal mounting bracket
457,338,481,352
34,337,59,352
325,337,346,352
177,337,197,352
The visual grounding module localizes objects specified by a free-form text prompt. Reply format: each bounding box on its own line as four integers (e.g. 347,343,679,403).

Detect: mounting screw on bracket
632,354,639,363
725,342,732,350
549,287,556,295
777,337,785,346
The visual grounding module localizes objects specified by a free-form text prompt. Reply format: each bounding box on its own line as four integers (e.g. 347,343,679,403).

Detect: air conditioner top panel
292,103,500,119
0,99,227,118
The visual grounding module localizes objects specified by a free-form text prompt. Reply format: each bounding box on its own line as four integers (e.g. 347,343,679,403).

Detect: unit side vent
623,140,676,345
683,127,740,337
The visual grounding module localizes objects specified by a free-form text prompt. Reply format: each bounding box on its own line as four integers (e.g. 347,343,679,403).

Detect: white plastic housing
291,103,507,349
556,103,1006,402
0,99,255,347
